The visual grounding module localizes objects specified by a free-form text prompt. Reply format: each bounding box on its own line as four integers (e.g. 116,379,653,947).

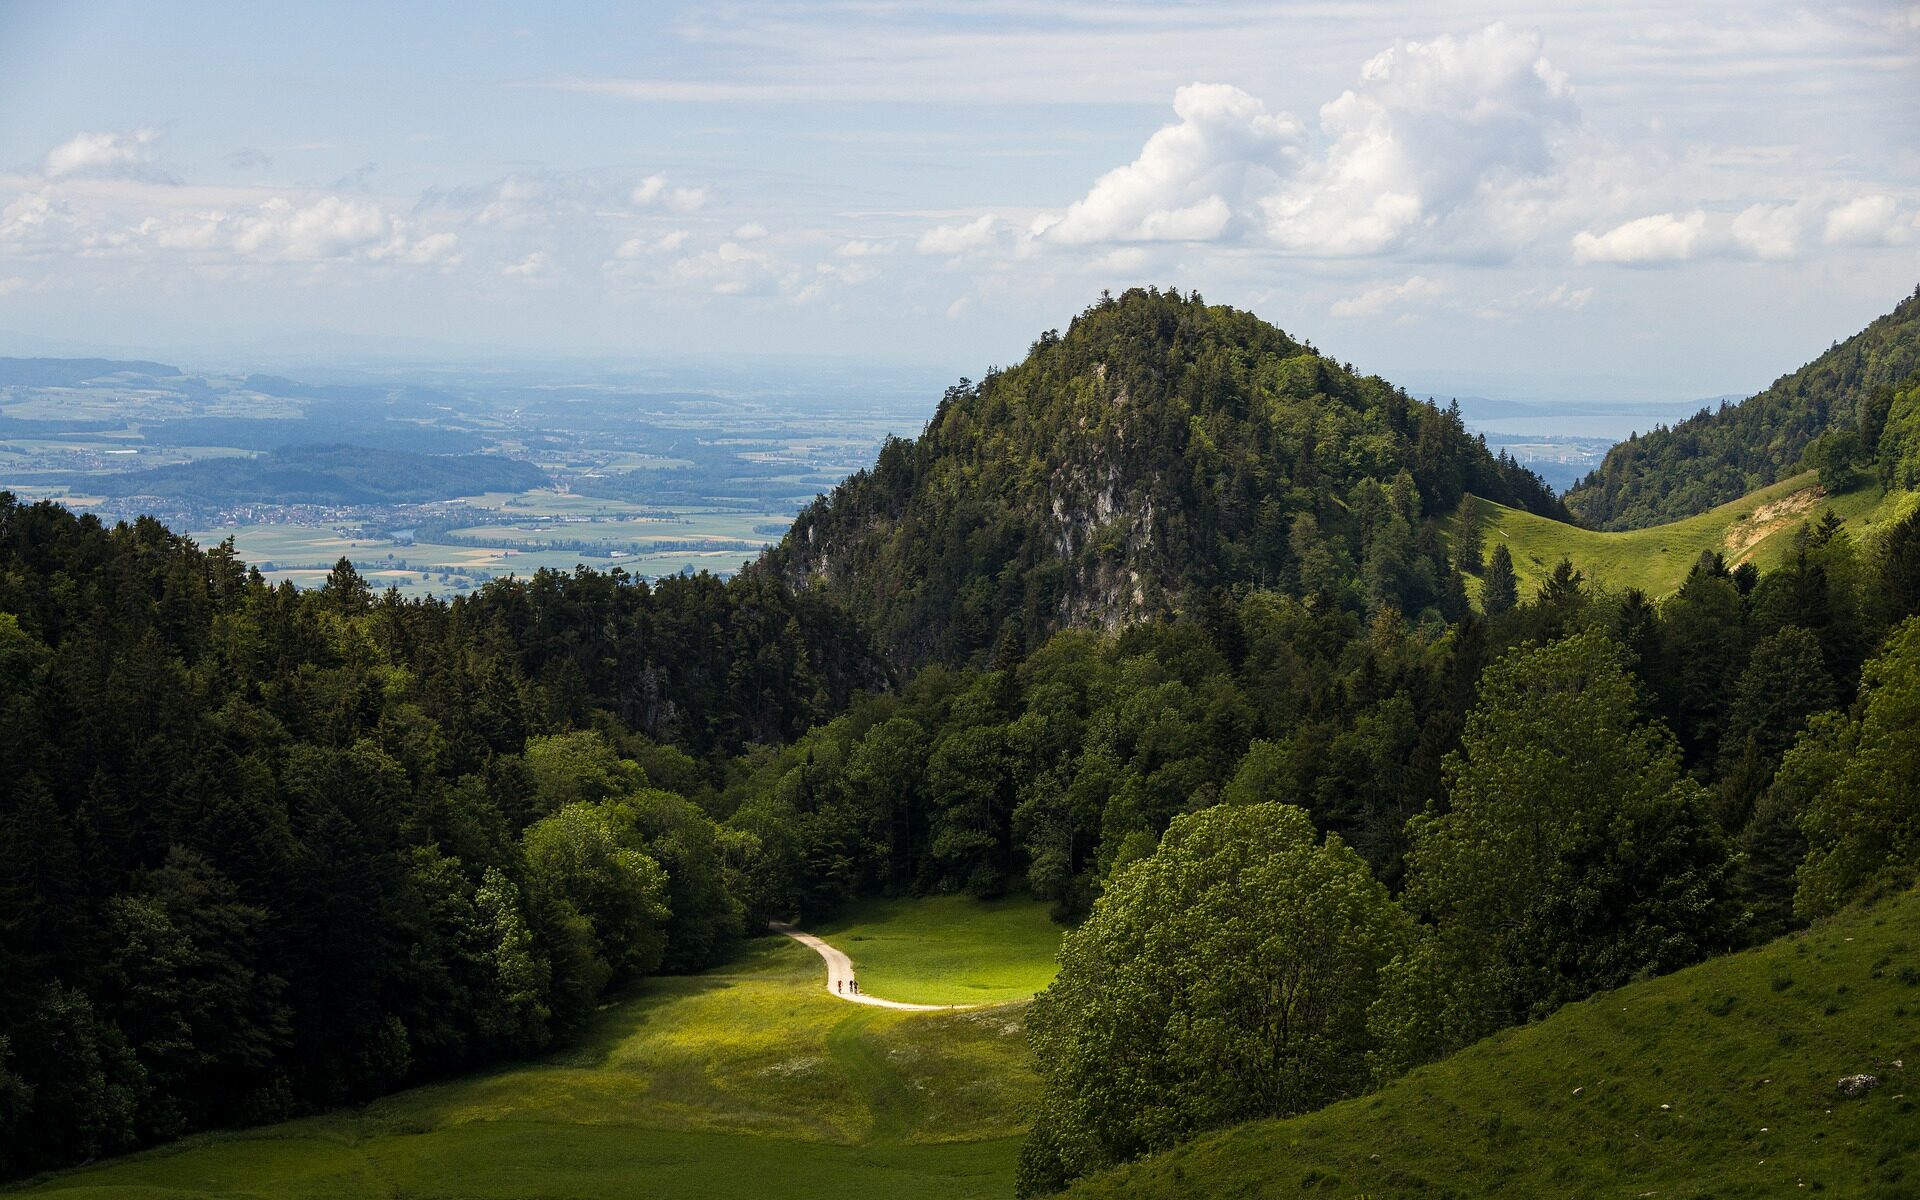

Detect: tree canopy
1018,803,1406,1195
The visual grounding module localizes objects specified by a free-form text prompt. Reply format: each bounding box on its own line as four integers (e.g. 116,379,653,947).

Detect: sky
1,1,1917,403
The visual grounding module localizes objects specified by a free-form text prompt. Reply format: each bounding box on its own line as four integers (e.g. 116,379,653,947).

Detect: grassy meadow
808,894,1068,1006
1070,886,1920,1199
1465,471,1917,602
11,898,1060,1200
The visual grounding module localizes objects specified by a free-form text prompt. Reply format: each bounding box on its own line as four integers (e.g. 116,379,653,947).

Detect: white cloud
1016,24,1581,260
916,214,998,254
1730,202,1803,260
0,276,28,297
45,128,162,178
1331,274,1446,317
0,189,62,247
1264,23,1577,256
1535,282,1592,310
1477,281,1594,319
1573,195,1906,265
1823,194,1907,246
503,250,554,278
1571,211,1706,264
393,231,460,266
1040,83,1302,245
630,174,709,214
130,194,458,264
665,240,792,296
732,221,768,240
815,259,878,285
245,196,386,258
614,228,690,259
837,238,891,257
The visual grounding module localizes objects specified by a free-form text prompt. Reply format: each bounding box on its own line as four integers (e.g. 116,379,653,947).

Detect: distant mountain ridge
1565,286,1920,529
765,287,1562,666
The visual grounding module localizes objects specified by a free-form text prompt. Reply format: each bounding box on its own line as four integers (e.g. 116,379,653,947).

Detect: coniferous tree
1452,494,1483,574
1481,543,1518,616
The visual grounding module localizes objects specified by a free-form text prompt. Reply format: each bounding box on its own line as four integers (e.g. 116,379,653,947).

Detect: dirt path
769,922,982,1011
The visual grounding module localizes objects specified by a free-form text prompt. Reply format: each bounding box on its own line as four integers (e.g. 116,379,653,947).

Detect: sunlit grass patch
809,893,1066,1006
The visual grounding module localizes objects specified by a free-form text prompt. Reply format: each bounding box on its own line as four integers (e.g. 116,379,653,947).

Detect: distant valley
0,355,932,595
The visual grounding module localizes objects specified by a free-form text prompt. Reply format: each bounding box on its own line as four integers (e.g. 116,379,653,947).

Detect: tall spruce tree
1481,542,1519,616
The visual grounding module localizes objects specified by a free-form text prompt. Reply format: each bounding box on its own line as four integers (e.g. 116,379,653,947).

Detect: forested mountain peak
1565,285,1920,530
767,287,1562,666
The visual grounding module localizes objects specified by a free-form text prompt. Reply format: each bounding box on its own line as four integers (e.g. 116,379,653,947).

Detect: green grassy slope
12,903,1051,1200
1068,887,1920,1200
810,894,1067,1005
1466,472,1916,601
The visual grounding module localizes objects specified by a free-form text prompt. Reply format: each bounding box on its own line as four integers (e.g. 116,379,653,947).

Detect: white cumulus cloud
614,228,690,259
631,174,709,214
503,250,554,278
1571,211,1706,264
136,194,458,264
1730,202,1804,260
1823,194,1907,246
1017,24,1579,260
45,128,163,178
1264,23,1577,256
1039,83,1302,245
916,214,999,255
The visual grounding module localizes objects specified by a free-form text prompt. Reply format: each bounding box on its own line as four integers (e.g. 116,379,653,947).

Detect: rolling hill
1067,886,1920,1199
1465,469,1919,601
1566,286,1920,530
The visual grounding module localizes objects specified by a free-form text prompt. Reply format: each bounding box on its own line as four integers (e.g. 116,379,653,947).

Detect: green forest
4,289,1919,1194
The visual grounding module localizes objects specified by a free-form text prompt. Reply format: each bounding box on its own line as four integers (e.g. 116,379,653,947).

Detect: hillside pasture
1465,472,1915,601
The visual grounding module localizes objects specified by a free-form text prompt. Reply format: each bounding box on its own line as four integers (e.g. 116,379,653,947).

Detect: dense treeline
768,287,1561,666
1566,285,1920,529
0,494,885,1177
1013,504,1920,1194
